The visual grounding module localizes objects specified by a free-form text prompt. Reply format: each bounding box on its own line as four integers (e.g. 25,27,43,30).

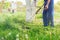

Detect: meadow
0,11,60,40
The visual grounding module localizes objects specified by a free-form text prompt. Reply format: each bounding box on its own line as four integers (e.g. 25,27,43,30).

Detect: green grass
0,12,60,40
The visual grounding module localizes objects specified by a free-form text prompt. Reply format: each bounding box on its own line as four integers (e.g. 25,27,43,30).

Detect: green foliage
0,12,60,40
54,1,60,12
3,2,10,9
36,0,44,6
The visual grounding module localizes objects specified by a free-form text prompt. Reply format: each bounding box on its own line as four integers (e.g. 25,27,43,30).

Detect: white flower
25,34,28,39
16,34,19,37
8,32,11,35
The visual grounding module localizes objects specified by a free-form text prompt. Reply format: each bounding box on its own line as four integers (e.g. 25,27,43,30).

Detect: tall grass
0,12,60,40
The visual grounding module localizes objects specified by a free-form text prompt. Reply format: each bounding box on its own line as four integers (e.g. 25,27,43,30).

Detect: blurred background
0,0,60,40
0,0,60,13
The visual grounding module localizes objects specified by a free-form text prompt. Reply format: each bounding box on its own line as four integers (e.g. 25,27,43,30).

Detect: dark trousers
43,9,54,27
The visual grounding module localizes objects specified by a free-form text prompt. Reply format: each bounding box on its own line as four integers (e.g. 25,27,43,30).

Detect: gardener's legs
48,10,54,27
43,10,48,26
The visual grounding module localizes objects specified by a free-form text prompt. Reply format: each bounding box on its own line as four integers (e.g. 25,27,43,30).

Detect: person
11,1,17,13
43,0,54,27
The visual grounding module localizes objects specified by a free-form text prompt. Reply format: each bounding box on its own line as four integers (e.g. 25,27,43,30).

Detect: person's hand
45,4,48,10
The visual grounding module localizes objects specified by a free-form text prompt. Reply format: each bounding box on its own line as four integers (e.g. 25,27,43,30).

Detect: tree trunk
25,0,36,22
31,0,36,21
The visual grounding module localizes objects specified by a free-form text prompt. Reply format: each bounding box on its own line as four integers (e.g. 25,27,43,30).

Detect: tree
25,0,36,22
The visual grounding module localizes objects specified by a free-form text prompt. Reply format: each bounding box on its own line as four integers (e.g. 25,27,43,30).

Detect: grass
0,12,60,40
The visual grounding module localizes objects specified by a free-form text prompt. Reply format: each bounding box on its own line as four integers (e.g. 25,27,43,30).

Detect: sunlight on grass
0,12,60,40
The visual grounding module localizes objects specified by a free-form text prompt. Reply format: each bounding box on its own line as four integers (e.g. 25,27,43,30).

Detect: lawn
0,12,60,40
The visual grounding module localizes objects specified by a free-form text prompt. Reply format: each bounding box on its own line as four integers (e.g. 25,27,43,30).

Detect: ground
0,12,60,40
